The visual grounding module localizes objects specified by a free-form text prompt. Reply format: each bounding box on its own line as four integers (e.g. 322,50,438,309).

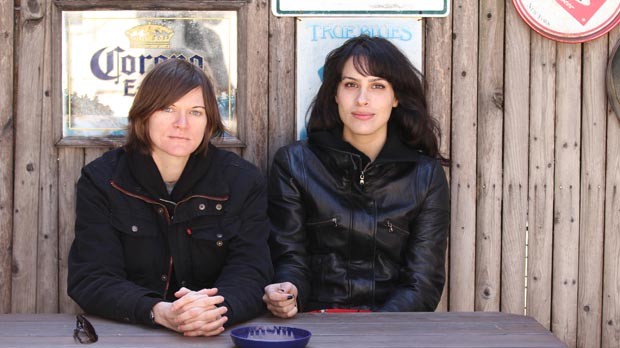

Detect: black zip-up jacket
269,128,450,312
68,145,273,326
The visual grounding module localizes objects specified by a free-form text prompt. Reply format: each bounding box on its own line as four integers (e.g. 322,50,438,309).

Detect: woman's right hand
262,282,299,318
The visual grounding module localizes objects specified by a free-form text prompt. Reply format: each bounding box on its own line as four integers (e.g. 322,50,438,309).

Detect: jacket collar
308,122,422,166
112,144,228,203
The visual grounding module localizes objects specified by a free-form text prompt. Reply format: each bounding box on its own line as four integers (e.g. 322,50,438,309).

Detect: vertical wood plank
577,34,608,348
551,42,582,348
267,14,295,168
424,10,452,312
58,148,83,314
602,26,620,348
84,148,110,166
0,0,14,314
475,0,504,312
527,33,556,330
501,0,530,316
449,0,478,311
12,0,49,313
36,0,58,313
239,0,269,170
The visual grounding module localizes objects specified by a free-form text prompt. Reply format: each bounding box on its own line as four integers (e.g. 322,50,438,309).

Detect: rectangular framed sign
61,10,237,144
272,0,449,17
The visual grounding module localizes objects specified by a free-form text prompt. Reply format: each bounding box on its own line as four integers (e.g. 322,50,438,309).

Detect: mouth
169,135,190,141
351,112,374,120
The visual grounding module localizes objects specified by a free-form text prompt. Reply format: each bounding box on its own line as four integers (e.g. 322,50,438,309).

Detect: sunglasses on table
74,314,98,344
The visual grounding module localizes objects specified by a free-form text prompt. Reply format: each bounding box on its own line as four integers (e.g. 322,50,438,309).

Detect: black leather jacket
68,146,273,326
268,129,450,312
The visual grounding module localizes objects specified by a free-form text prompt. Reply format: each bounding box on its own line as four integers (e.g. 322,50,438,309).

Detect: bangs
349,48,392,79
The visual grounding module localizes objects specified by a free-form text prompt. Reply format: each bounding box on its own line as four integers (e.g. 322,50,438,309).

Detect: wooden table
0,312,566,347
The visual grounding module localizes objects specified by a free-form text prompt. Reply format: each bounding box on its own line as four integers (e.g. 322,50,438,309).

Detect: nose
173,111,188,128
356,90,369,106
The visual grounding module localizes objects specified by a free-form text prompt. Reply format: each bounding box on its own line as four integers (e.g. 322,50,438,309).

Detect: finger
197,288,218,296
177,305,228,326
183,323,226,337
266,302,297,317
172,294,224,312
179,311,228,332
174,287,192,298
270,304,298,319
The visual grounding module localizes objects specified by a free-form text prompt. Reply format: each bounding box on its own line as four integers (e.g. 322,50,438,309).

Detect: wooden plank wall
1,1,619,347
0,0,15,315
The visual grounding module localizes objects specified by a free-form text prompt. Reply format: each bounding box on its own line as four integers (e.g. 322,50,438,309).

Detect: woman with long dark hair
263,35,450,317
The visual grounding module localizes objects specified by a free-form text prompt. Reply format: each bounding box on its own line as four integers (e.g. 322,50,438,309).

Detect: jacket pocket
305,216,339,253
109,212,159,238
189,218,241,248
376,219,411,262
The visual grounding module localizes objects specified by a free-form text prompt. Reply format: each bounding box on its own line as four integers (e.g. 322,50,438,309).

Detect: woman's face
335,58,398,145
148,87,207,163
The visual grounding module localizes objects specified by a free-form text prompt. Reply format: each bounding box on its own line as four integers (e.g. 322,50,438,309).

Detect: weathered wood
527,34,556,330
602,26,620,348
0,312,567,347
475,0,504,312
0,0,15,315
449,0,478,312
551,42,582,348
267,14,295,168
424,12,452,312
36,0,59,313
57,148,84,314
84,148,110,166
237,0,269,170
501,0,530,316
577,35,607,348
12,0,50,313
54,0,247,11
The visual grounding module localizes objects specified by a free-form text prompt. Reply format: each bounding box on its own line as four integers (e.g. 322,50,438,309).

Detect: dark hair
125,58,225,156
307,35,446,162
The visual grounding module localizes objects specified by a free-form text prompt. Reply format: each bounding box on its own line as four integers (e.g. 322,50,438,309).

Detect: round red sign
513,0,620,43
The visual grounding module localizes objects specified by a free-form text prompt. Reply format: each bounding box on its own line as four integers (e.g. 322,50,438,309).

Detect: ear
392,97,398,108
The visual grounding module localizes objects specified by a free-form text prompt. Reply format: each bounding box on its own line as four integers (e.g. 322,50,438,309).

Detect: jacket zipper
386,220,394,233
306,217,338,227
359,162,372,186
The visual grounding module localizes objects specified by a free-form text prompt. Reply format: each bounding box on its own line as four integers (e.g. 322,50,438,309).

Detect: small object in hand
231,325,311,348
74,314,98,344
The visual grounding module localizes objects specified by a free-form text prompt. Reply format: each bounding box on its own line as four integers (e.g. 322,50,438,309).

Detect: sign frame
272,0,450,17
52,1,255,148
513,0,620,43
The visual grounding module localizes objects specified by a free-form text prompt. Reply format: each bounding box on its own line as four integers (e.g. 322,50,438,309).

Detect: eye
372,83,386,89
343,81,358,88
162,106,174,113
190,109,205,117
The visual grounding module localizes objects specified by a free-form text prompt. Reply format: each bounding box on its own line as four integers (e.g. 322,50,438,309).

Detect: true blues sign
295,17,423,140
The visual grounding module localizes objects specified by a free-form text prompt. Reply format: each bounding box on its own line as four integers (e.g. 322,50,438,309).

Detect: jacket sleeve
213,166,274,326
378,161,450,312
68,168,161,326
267,147,312,310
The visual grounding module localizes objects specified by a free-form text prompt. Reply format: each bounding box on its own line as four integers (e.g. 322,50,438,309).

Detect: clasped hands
152,287,228,336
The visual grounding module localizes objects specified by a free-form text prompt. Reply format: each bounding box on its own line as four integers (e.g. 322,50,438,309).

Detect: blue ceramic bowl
230,325,311,348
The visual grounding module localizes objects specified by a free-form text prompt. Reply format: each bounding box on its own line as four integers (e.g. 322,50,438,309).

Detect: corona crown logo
125,24,174,48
